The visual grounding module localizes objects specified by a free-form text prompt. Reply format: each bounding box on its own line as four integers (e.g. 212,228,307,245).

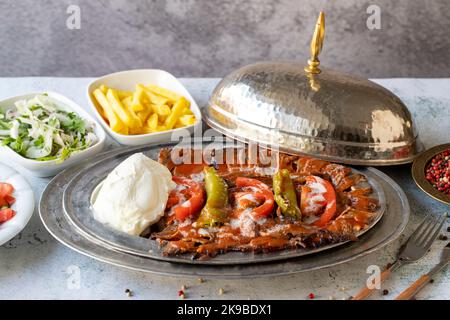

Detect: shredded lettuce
0,94,97,162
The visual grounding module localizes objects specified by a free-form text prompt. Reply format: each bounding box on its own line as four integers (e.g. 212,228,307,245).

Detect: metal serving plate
412,143,450,205
59,142,386,265
39,148,409,277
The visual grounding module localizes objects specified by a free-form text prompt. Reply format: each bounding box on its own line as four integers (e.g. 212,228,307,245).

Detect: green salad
0,94,97,162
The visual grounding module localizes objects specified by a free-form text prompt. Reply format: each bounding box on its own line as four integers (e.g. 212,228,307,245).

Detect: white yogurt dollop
92,153,175,235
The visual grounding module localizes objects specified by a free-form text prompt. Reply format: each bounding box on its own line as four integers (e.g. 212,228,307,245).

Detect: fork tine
416,215,440,245
423,221,444,250
421,214,446,248
409,215,431,242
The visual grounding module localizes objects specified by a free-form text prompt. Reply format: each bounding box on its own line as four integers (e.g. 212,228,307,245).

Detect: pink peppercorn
426,149,450,196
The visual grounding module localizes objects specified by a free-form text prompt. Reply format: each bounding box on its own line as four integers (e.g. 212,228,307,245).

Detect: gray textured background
1,0,450,78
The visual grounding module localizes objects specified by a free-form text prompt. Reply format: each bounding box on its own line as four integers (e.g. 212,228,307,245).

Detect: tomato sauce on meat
152,148,379,259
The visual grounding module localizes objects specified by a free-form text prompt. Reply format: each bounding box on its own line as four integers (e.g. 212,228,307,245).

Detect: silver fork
352,213,447,300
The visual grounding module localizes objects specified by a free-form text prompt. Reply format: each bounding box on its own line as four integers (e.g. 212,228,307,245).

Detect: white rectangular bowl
0,92,106,177
87,69,202,146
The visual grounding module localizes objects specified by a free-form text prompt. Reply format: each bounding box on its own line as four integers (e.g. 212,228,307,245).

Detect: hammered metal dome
204,61,423,165
204,11,422,165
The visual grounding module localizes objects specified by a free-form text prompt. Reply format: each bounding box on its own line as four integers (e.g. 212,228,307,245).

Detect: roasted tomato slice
233,191,265,209
169,176,205,222
0,208,15,223
300,175,337,227
235,177,274,219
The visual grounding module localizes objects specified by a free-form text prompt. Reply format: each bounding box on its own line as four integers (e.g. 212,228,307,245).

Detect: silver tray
60,143,386,265
39,144,409,277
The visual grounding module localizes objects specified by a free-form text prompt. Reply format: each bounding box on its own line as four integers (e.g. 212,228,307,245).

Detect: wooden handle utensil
395,275,430,300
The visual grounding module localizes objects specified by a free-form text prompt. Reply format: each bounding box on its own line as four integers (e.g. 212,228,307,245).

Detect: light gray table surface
0,77,448,300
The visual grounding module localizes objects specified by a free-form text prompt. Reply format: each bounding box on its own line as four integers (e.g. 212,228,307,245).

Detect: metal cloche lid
204,12,423,165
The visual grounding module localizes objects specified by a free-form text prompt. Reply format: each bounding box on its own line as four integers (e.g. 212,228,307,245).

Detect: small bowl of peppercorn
412,143,450,205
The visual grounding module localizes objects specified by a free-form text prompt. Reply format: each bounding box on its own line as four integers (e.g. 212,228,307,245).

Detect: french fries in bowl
87,69,201,145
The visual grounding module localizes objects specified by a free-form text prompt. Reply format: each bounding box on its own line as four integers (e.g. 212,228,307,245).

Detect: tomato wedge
0,197,8,207
0,208,15,223
4,194,15,206
300,175,336,227
235,177,274,219
171,176,205,222
0,182,16,219
0,183,14,198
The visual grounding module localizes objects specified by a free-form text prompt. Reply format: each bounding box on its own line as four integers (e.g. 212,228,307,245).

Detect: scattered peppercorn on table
0,77,448,299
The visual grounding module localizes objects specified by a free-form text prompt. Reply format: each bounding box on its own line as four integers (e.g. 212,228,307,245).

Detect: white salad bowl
87,69,202,146
0,163,34,246
0,92,106,177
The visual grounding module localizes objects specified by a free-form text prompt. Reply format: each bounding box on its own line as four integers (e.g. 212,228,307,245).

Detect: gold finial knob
304,12,325,74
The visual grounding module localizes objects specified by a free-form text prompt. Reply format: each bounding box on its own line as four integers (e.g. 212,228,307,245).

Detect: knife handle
395,275,430,300
351,266,394,300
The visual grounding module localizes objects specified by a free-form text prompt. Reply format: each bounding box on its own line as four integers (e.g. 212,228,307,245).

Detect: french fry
177,114,196,127
99,85,108,94
122,97,143,129
141,122,167,133
92,89,125,133
131,86,145,111
121,96,133,110
129,127,143,135
117,126,129,135
106,89,141,129
165,97,189,129
137,106,153,123
150,104,171,117
147,113,158,130
146,84,182,102
139,84,168,105
117,90,133,99
181,107,194,116
101,84,132,99
92,93,106,119
141,126,154,134
174,121,184,129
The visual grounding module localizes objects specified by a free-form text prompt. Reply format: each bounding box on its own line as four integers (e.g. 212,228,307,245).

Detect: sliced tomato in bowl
0,182,16,224
4,194,15,205
0,208,15,223
0,182,14,198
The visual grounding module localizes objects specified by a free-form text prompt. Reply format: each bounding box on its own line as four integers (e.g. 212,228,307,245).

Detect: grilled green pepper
273,169,301,219
197,166,229,226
